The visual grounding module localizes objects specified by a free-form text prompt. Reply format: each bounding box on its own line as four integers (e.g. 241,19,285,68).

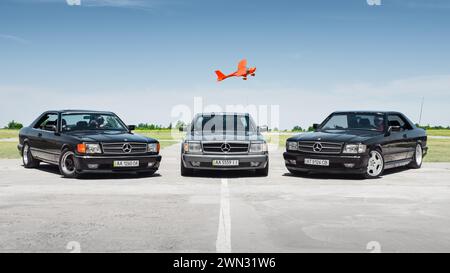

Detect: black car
181,112,269,176
283,111,428,179
18,110,162,178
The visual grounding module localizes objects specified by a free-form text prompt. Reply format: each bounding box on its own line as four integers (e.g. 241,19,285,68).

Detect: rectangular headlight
85,143,102,154
286,141,298,151
250,142,267,153
343,144,367,154
147,143,159,153
184,141,202,153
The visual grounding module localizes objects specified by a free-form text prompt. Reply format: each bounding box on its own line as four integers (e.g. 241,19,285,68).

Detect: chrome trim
75,154,160,159
297,141,343,154
101,142,147,155
183,154,266,160
29,147,61,156
202,141,249,154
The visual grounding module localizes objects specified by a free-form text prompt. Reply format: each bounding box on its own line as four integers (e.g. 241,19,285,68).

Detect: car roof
331,111,403,115
195,112,250,116
45,110,116,115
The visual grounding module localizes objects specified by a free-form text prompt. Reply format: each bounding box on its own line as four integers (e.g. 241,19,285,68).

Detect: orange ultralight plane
215,59,256,81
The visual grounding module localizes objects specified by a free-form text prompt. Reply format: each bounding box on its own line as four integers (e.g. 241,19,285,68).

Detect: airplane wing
236,59,247,75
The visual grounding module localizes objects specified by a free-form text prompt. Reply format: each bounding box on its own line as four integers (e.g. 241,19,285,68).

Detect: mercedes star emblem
122,143,132,153
220,143,231,153
313,142,323,153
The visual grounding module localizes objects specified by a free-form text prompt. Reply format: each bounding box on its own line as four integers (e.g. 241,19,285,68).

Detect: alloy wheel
23,145,29,165
61,151,76,175
415,144,423,166
367,150,384,177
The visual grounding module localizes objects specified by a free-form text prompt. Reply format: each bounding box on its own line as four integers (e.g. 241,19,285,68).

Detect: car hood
186,132,265,142
288,130,382,143
65,130,156,143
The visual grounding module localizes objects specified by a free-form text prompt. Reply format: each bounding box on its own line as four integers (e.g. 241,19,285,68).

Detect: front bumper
74,154,162,173
182,153,268,170
283,151,369,174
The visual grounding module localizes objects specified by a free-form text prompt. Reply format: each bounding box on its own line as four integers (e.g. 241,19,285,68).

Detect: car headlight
286,141,298,151
183,141,202,153
250,142,268,153
77,143,102,154
343,144,367,154
147,143,160,153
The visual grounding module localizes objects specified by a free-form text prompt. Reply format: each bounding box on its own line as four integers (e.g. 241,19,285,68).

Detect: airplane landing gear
243,77,247,80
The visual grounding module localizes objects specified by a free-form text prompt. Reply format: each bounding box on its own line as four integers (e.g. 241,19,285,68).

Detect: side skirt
384,158,412,170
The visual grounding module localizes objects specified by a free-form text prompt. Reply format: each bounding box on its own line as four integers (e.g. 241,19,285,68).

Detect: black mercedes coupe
283,111,428,179
18,110,161,178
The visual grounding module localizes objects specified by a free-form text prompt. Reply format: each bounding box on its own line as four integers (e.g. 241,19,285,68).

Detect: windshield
191,114,257,133
61,113,128,132
320,113,385,132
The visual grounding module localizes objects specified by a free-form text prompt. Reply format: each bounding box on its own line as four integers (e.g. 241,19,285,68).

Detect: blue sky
1,0,450,129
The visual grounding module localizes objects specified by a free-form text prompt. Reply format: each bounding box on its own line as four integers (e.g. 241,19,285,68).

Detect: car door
399,114,418,159
385,114,410,161
32,113,59,162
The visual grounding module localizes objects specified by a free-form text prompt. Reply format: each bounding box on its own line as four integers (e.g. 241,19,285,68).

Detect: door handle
38,133,42,137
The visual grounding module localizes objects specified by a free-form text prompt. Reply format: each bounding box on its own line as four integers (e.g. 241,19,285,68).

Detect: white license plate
212,160,239,166
304,158,329,166
113,160,139,167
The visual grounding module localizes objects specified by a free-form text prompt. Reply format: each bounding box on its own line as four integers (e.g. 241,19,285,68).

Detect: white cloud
15,0,155,9
332,75,450,98
0,34,29,44
0,74,449,129
81,0,154,9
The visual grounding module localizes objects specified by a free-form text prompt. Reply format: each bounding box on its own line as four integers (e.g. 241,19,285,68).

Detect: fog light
344,163,355,168
285,159,296,165
87,164,99,169
191,161,201,167
250,162,260,167
148,162,155,167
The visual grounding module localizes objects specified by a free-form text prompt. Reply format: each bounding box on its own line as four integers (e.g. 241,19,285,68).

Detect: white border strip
216,178,231,253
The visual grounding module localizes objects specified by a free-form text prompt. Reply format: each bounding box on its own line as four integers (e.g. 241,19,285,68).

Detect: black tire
408,143,423,169
180,160,194,176
22,143,40,168
58,148,80,179
363,149,385,179
255,161,269,177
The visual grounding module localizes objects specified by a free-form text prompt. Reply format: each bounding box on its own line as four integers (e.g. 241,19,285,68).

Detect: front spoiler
74,154,162,173
283,151,369,174
182,153,268,170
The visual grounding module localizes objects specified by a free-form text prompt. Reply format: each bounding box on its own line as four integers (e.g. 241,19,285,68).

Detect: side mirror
258,125,268,133
128,125,136,131
44,124,57,132
312,123,319,130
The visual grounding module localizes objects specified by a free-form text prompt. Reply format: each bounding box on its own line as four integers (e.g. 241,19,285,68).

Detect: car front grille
297,141,343,154
202,142,249,154
101,142,147,155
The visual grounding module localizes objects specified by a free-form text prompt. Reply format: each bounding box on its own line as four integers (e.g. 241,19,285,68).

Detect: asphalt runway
1,144,450,252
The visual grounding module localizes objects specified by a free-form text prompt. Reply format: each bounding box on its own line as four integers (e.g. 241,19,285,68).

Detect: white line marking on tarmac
216,178,231,253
